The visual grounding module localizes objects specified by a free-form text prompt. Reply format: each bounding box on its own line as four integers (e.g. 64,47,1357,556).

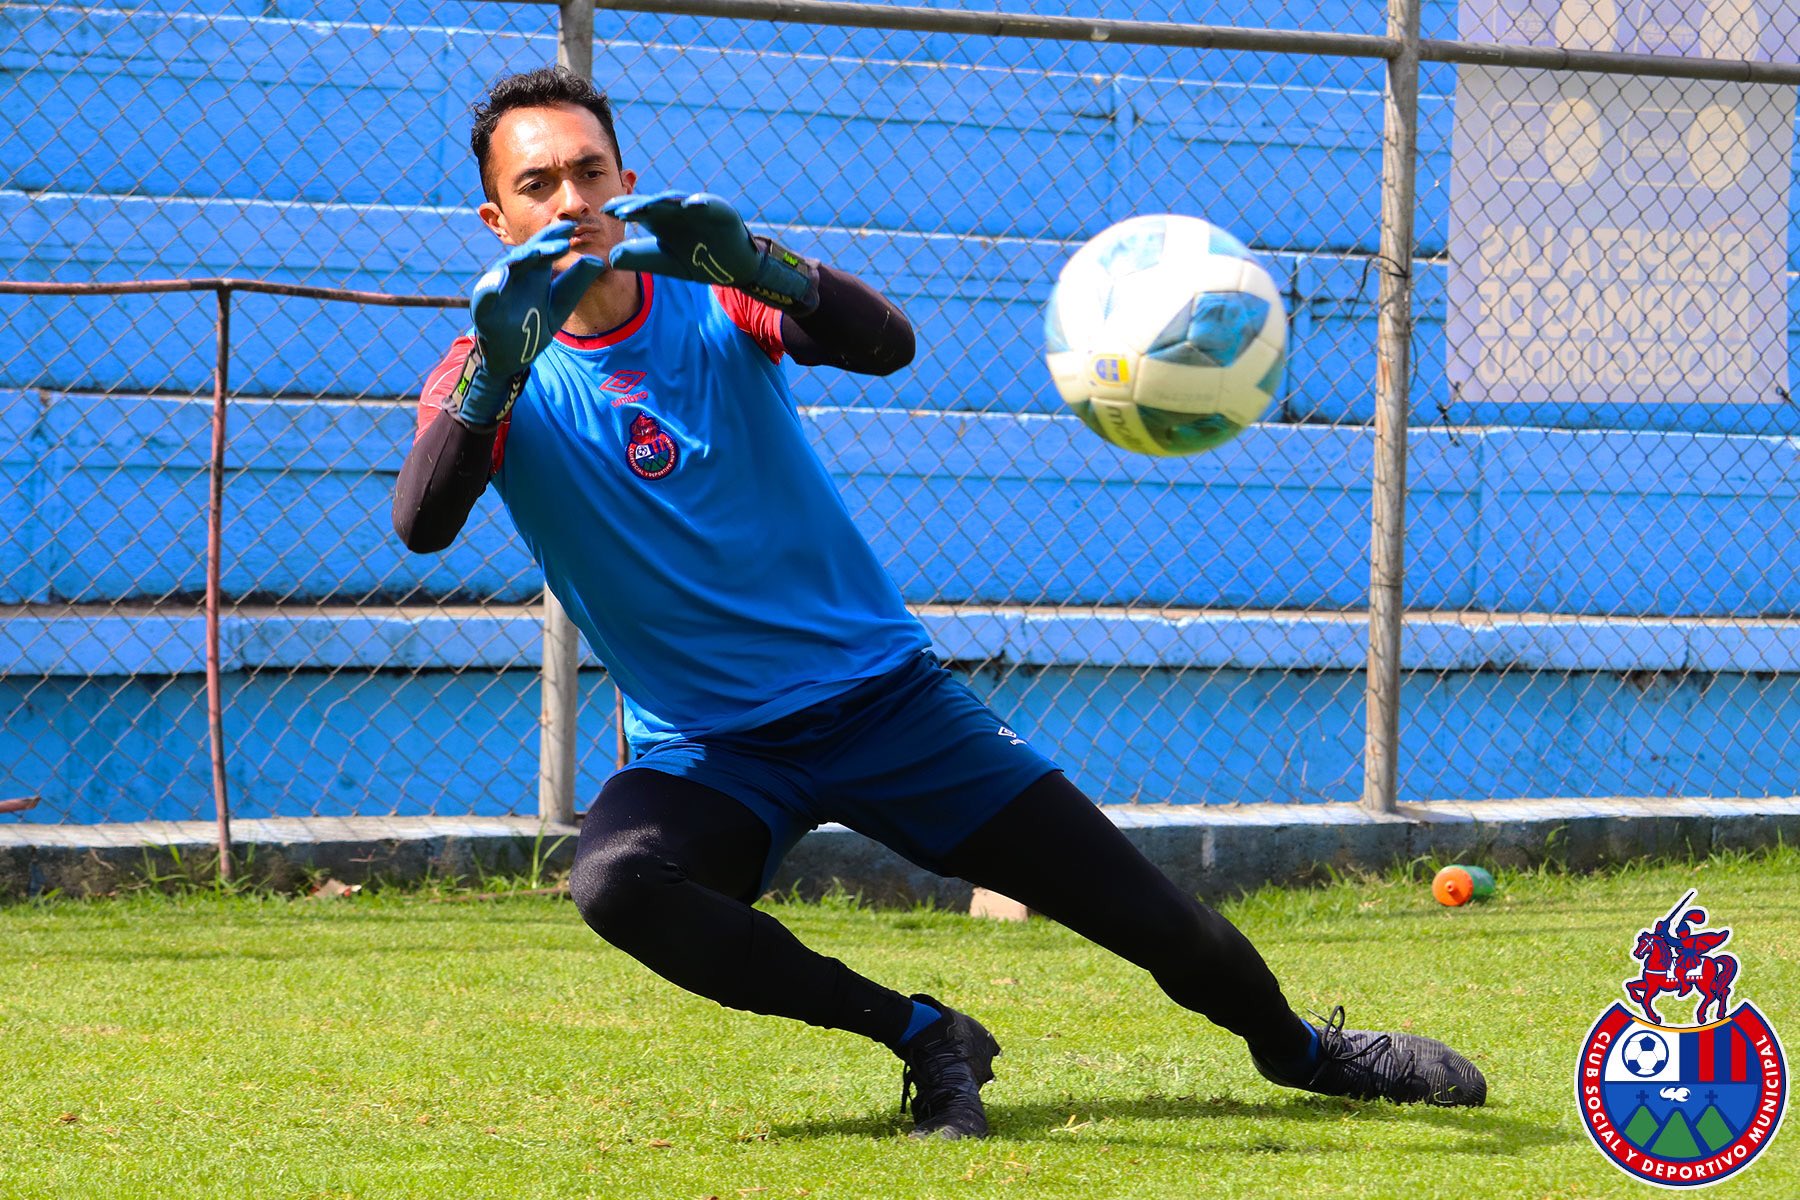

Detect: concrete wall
8,392,1800,615
7,393,1800,821
5,3,1798,423
5,1,1800,823
10,644,1800,822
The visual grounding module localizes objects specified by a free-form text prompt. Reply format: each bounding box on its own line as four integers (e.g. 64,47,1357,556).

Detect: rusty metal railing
0,277,462,878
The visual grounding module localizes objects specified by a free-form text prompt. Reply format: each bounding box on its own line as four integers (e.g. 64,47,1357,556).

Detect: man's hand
454,219,606,427
603,191,819,314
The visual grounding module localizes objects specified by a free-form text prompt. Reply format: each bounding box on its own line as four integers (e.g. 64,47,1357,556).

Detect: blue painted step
6,391,1800,615
8,4,1790,256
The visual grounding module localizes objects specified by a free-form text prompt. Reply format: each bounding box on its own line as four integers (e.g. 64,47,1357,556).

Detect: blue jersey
416,273,929,747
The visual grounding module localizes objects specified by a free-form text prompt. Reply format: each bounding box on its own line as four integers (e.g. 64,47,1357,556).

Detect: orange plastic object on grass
1432,864,1496,906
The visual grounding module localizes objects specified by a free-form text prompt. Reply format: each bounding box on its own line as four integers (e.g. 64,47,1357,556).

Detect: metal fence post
535,0,597,828
1362,0,1420,814
539,595,580,826
559,0,595,73
208,284,235,878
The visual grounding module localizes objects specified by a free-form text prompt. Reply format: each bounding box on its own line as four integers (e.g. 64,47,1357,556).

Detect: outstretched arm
394,413,498,554
392,221,604,555
606,191,914,376
393,342,499,554
779,265,915,376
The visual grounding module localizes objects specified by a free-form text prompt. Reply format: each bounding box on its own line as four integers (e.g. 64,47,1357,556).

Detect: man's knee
569,838,683,939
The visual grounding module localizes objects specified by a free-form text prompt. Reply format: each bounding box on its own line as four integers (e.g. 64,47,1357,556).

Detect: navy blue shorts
617,651,1059,889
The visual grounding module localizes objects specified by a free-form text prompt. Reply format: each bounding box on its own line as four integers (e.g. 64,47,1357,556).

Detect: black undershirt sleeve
779,263,915,376
391,409,498,555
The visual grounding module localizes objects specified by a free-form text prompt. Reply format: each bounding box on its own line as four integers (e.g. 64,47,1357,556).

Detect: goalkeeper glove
602,191,820,314
453,219,606,427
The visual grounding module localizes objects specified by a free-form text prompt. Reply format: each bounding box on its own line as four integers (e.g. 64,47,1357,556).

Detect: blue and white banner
1447,0,1796,407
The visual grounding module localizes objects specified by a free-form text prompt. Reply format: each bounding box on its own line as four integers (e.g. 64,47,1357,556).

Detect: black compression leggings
569,769,1312,1061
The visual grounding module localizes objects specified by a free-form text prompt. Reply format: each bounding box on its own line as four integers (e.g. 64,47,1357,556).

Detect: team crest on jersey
1576,890,1786,1187
625,412,679,480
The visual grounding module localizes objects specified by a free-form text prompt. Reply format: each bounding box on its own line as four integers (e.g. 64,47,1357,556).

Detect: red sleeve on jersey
711,285,785,363
416,334,509,473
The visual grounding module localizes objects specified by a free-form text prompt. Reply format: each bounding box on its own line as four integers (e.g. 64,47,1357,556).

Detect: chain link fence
1404,0,1800,801
0,0,1796,840
1,0,584,831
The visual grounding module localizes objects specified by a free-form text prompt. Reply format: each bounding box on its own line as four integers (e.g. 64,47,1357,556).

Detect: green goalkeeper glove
602,190,819,314
453,219,606,427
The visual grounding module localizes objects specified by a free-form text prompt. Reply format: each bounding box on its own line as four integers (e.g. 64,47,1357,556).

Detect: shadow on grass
13,933,593,965
772,1093,1571,1155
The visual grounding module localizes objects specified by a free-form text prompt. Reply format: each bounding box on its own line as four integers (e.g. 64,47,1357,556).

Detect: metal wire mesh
1,1,582,823
2,0,1797,829
0,1,1386,818
1406,0,1800,801
588,17,1388,805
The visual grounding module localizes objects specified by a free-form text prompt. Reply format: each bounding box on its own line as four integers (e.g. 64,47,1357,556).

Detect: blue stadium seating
4,0,1800,817
8,390,1800,615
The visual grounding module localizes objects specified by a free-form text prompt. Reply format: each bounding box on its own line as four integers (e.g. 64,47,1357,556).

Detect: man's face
478,102,638,270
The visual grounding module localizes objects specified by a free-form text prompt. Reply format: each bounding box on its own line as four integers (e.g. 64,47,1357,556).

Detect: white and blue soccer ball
1622,1030,1671,1076
1044,214,1286,457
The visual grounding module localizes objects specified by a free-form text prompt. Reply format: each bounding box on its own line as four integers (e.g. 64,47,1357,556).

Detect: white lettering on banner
1446,0,1796,408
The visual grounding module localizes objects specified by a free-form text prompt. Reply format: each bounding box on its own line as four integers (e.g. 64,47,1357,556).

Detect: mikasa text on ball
1044,214,1286,457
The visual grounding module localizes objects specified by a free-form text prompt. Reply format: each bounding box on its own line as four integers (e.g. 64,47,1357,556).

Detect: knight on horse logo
1628,895,1738,1026
1576,890,1786,1187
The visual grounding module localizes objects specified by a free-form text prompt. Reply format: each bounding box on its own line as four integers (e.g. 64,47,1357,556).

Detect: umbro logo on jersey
998,725,1026,746
601,369,649,408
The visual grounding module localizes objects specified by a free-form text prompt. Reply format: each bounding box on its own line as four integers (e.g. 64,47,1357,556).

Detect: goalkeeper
394,66,1486,1140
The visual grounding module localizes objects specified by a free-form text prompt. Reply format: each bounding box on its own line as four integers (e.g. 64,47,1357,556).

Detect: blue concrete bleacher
10,603,1800,820
9,391,1800,615
5,7,1797,421
3,0,1800,820
7,385,1800,819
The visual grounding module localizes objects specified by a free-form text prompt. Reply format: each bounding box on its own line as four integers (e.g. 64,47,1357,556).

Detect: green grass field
3,852,1797,1199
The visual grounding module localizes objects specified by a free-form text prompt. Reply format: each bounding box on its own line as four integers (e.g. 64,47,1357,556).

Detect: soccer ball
1621,1030,1671,1075
1044,214,1286,457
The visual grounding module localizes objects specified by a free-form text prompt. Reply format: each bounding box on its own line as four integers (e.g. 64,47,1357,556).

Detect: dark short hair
470,66,623,202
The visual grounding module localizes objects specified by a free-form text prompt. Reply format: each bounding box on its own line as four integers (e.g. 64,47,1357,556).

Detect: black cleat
1254,1006,1488,1108
896,994,1001,1139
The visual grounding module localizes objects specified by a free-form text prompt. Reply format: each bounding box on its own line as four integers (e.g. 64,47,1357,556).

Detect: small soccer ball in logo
1621,1030,1670,1076
1043,213,1286,458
